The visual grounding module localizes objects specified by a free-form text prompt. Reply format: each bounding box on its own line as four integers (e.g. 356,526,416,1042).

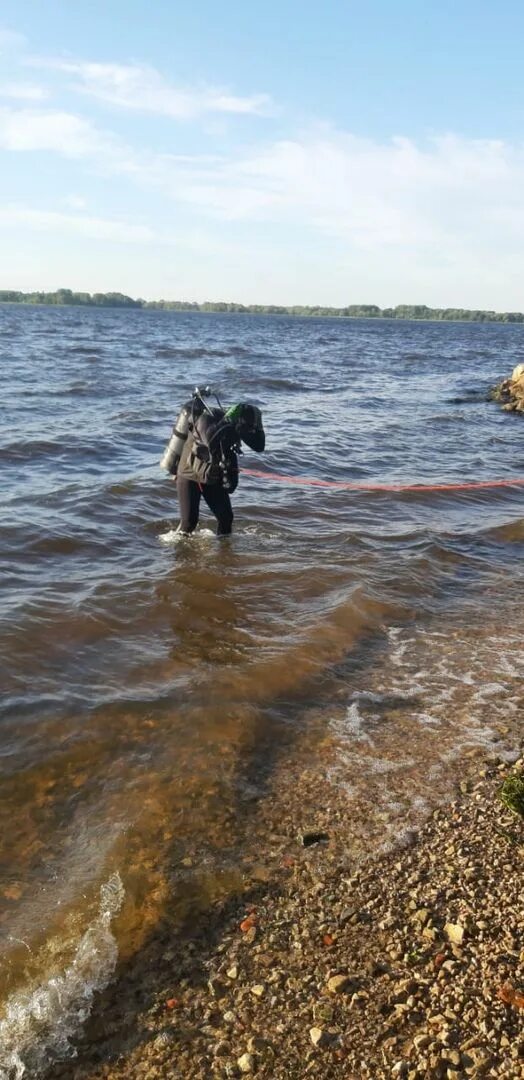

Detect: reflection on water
1,306,524,1074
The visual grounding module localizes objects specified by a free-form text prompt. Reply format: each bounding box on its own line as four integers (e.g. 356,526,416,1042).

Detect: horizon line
2,288,524,323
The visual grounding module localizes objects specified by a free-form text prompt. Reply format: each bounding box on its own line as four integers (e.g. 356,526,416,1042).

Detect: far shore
3,291,524,325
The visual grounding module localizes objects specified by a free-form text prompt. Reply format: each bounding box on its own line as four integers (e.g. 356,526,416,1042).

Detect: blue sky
1,1,524,307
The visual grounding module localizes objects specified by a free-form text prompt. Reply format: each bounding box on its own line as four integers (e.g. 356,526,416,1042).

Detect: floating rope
241,468,524,494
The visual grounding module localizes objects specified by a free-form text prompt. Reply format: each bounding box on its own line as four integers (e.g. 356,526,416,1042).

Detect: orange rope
241,468,524,494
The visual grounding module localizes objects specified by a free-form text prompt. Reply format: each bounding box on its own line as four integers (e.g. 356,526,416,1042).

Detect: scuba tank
160,387,216,476
159,401,192,475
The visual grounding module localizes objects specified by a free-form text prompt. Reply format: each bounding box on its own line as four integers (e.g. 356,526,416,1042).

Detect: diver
160,387,265,536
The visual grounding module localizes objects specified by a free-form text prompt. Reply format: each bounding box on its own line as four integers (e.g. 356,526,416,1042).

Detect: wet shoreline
49,727,524,1080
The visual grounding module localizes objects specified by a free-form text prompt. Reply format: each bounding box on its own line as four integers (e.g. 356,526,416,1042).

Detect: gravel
54,752,524,1080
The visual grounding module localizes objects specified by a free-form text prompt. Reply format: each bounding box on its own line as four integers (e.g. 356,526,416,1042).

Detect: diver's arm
238,406,265,452
241,425,265,452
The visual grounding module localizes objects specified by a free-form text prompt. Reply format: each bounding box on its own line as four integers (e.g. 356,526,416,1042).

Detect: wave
482,518,524,544
66,346,104,358
0,436,123,465
154,344,252,359
445,391,488,404
0,874,124,1080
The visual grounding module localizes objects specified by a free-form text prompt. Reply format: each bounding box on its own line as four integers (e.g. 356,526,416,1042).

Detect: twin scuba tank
160,386,233,482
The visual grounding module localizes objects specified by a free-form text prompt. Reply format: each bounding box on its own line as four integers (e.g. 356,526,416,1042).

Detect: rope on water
240,468,524,494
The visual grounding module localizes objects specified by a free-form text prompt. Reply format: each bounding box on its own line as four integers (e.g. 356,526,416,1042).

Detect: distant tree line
1,289,524,323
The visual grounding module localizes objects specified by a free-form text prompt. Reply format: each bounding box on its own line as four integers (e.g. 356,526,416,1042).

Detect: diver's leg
176,478,201,533
201,485,234,536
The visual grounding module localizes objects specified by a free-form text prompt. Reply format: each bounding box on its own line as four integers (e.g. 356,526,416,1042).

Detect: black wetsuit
177,407,265,535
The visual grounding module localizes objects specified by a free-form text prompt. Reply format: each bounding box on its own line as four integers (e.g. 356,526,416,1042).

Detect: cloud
34,59,273,118
0,105,142,179
0,105,111,156
168,130,524,257
0,103,221,184
0,81,48,101
3,91,524,300
0,204,154,243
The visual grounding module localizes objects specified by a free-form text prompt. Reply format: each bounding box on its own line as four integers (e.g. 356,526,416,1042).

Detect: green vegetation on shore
2,288,524,323
498,772,524,817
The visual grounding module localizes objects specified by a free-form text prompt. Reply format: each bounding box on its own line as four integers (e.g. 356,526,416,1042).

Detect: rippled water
1,306,524,1075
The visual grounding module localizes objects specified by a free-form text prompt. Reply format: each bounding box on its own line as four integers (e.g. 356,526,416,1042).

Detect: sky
1,0,524,308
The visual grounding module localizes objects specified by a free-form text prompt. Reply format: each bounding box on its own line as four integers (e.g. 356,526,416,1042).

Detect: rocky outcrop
491,363,524,412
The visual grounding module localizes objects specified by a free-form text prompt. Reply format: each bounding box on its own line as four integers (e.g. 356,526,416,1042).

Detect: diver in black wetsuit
175,401,265,536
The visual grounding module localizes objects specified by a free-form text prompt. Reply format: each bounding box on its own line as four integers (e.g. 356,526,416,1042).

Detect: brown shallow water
1,306,524,1076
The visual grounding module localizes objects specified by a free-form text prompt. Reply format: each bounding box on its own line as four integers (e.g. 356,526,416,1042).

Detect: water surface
1,307,523,1075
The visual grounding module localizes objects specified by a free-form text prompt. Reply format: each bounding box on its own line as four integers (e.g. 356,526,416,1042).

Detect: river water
1,306,523,1076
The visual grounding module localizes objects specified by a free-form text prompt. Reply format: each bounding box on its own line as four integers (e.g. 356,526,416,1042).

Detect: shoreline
53,745,524,1080
3,299,524,326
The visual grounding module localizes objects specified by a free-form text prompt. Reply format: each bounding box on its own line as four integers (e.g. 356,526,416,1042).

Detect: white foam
159,527,215,543
328,617,524,845
0,874,124,1080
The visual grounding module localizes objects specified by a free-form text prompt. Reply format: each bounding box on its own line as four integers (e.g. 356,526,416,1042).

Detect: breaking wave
0,875,124,1080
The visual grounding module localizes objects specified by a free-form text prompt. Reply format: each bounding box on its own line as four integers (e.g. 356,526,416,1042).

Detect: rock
339,906,357,924
491,369,524,413
247,1036,270,1054
327,974,351,995
237,1052,255,1073
443,1049,461,1066
309,1027,326,1047
251,984,265,998
413,907,430,925
314,1002,334,1022
227,966,239,980
413,1034,431,1050
444,923,464,945
208,977,227,998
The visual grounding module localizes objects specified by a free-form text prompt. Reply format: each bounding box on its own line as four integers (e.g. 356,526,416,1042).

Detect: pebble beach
54,743,524,1080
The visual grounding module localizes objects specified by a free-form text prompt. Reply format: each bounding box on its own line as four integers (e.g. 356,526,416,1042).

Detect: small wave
25,534,89,557
66,346,104,358
239,376,302,391
483,519,524,543
154,345,251,359
226,345,251,357
445,391,486,404
1,439,65,463
0,874,124,1080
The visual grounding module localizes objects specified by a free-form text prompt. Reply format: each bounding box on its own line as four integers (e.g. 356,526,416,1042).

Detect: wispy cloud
0,105,135,168
3,100,524,267
170,130,524,255
0,204,155,243
0,81,48,101
33,58,273,119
